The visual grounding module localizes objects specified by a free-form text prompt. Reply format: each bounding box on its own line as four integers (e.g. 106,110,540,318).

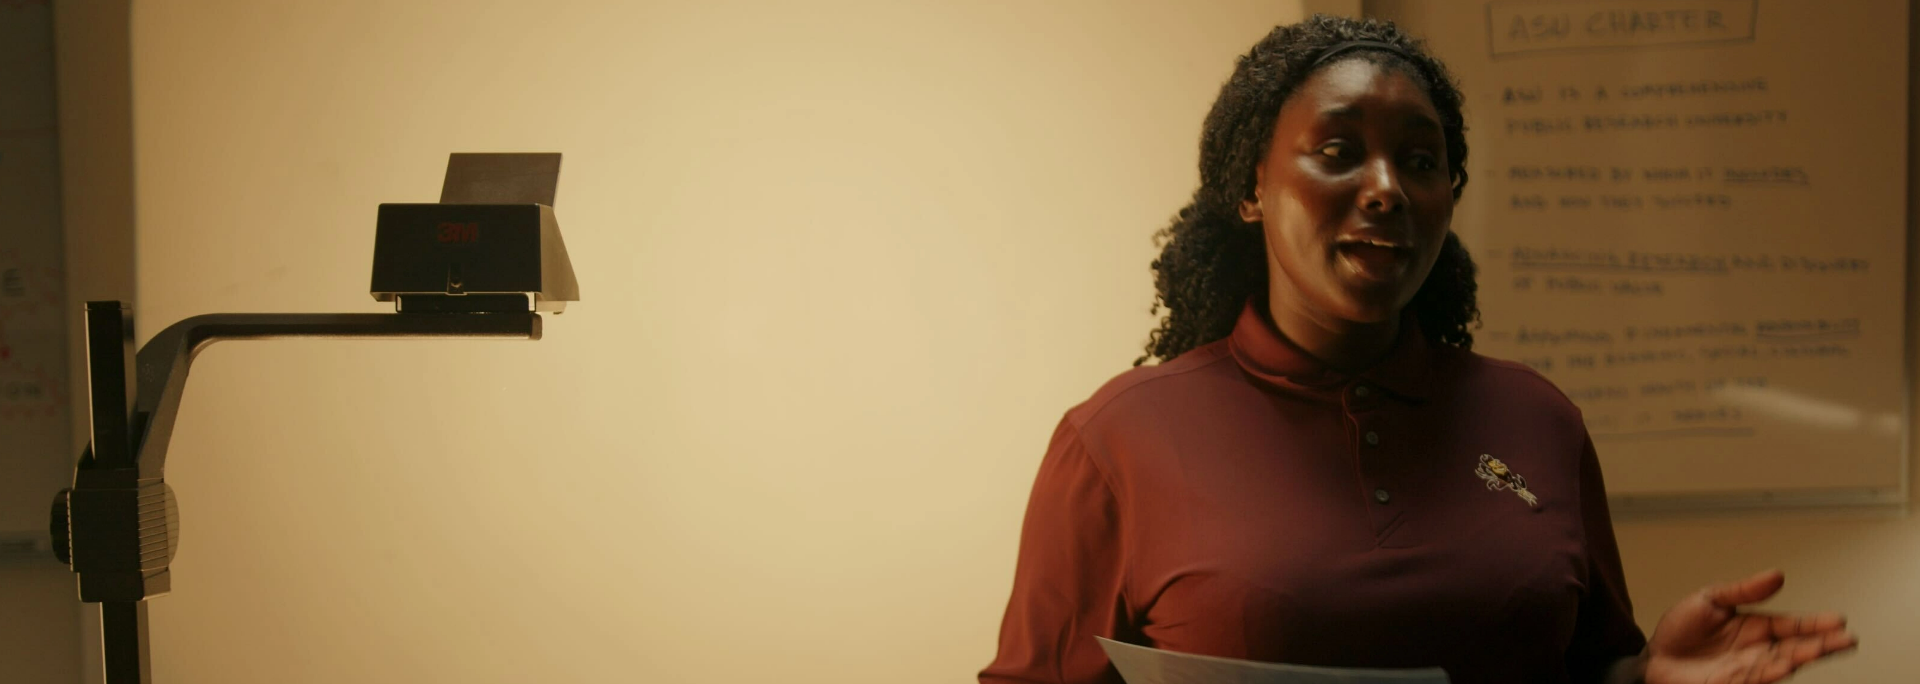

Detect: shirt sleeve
1564,434,1650,683
979,416,1130,684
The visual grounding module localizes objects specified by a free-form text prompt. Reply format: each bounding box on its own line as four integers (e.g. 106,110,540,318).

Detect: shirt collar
1225,297,1435,402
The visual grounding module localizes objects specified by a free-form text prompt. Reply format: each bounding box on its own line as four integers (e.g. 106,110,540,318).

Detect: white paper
1096,637,1450,684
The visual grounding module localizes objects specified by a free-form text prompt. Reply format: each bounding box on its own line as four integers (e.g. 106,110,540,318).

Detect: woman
981,15,1856,684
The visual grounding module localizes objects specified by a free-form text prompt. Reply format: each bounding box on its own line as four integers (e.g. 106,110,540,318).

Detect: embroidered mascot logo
1475,454,1538,507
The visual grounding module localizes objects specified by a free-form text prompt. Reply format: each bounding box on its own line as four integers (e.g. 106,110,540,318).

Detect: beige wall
123,1,1299,682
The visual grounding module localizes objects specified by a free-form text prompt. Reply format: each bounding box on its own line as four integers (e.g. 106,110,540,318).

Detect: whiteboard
0,0,72,546
1373,0,1910,511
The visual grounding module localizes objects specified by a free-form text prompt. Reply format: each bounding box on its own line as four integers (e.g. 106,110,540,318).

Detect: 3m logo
438,222,479,243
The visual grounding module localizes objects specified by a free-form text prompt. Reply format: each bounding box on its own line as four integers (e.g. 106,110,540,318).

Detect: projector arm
51,301,541,684
125,305,541,481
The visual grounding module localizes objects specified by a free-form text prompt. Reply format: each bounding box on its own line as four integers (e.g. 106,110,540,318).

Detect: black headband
1308,40,1418,69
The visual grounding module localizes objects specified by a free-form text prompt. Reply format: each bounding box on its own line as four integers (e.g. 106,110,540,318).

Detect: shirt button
1364,431,1380,446
1353,385,1371,398
1374,488,1391,504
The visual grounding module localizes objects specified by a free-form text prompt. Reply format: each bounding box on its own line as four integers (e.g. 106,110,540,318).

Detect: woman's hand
1642,569,1857,684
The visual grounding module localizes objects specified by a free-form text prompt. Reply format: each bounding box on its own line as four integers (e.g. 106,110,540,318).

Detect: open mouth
1335,238,1412,280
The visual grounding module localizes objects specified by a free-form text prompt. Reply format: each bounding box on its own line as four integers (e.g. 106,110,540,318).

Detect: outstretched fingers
1755,611,1848,639
1704,569,1787,609
1789,629,1859,664
1726,631,1859,683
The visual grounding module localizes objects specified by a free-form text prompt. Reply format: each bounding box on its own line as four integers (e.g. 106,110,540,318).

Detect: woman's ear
1239,168,1267,223
1238,195,1264,223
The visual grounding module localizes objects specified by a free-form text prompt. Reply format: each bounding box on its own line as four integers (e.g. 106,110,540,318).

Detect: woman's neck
1264,294,1401,374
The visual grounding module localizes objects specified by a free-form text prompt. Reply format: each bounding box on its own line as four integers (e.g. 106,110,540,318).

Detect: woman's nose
1357,157,1406,214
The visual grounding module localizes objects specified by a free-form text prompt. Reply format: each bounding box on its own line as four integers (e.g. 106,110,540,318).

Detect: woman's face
1243,58,1454,328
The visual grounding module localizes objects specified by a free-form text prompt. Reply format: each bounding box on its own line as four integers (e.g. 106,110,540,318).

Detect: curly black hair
1137,14,1479,365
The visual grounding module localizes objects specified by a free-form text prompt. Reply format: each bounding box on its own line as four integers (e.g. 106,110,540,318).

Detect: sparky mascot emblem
1475,454,1538,507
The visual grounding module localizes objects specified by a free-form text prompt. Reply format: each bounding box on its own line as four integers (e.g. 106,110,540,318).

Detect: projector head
369,153,578,314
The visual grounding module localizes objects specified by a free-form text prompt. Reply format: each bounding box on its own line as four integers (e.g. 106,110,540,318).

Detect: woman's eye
1405,152,1439,171
1317,142,1352,160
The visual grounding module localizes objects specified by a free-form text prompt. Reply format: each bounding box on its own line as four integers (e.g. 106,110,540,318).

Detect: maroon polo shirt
981,300,1646,684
